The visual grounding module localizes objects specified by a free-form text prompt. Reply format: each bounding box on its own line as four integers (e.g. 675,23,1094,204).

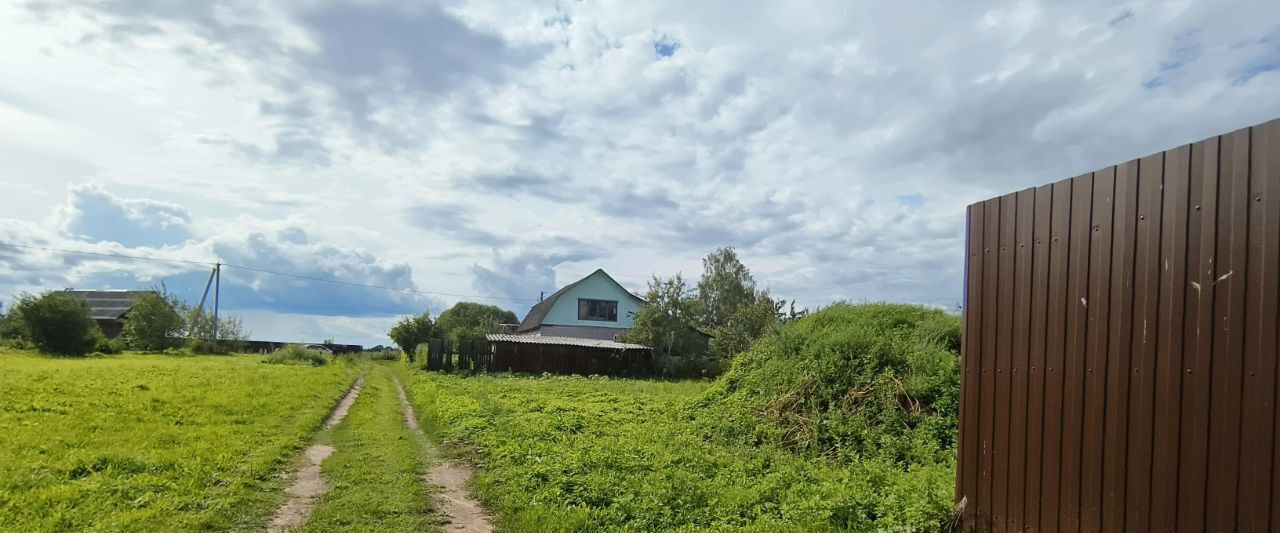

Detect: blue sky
1,0,1279,346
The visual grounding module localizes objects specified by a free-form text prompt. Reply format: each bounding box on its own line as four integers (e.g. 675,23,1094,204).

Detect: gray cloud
468,240,607,306
403,203,513,247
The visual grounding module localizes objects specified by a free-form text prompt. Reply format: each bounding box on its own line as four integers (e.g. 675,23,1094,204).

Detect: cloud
403,203,513,247
468,239,607,307
4,184,433,323
7,0,1280,334
55,182,192,247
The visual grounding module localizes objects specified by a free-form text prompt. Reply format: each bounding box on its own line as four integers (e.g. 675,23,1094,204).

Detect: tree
122,288,187,351
435,302,517,343
389,311,433,356
620,274,708,360
696,247,758,328
14,292,102,356
709,290,783,358
0,301,27,341
186,309,249,354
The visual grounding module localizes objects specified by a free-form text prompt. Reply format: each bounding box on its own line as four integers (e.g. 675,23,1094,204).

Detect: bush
94,334,125,355
263,344,330,366
13,292,103,356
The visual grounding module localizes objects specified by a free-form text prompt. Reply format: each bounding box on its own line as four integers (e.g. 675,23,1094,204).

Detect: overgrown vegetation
0,350,359,531
696,303,960,465
264,344,331,366
407,303,962,532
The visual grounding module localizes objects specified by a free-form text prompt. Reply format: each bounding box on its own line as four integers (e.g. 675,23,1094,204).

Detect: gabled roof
516,269,644,333
63,290,155,321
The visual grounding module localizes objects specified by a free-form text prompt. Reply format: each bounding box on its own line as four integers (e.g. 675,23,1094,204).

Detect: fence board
959,117,1280,531
994,192,1018,529
1151,143,1192,533
1102,160,1139,533
961,202,986,530
1024,184,1052,533
1124,152,1164,533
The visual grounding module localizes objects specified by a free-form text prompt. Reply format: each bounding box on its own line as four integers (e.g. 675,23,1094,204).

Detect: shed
63,290,155,338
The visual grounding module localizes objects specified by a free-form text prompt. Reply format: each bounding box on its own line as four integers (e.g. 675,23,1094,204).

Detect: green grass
0,349,361,531
300,364,440,532
406,373,953,532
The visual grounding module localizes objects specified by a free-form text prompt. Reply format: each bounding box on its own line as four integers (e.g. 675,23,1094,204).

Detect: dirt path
266,379,364,533
393,376,494,533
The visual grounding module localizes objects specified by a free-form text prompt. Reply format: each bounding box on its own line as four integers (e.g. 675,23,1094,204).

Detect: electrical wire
0,241,536,304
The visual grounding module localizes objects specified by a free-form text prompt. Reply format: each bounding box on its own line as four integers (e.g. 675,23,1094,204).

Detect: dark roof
515,269,644,333
63,290,154,321
487,334,650,350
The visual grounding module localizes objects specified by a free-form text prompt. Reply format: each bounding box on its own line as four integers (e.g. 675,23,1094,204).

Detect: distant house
63,290,155,339
514,269,646,341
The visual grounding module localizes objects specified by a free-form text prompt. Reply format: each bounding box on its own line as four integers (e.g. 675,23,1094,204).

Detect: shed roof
486,333,651,351
63,290,154,321
515,269,645,333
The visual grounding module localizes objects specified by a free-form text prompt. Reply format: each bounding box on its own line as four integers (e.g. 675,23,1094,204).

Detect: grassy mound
694,303,961,466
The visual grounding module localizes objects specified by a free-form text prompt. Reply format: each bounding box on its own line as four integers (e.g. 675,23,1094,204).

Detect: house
63,290,155,338
514,269,646,341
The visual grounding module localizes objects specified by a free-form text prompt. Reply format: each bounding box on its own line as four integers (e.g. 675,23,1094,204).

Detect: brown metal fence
958,118,1280,532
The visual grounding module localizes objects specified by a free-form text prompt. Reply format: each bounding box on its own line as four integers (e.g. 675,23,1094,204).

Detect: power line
0,241,536,304
0,241,214,266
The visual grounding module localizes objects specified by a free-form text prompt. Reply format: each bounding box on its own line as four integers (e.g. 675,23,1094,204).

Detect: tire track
267,379,364,533
392,376,494,533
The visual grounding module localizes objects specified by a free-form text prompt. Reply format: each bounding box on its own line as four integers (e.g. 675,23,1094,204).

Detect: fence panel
959,118,1280,531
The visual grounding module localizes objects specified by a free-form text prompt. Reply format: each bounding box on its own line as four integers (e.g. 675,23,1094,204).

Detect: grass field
0,350,361,531
404,373,954,532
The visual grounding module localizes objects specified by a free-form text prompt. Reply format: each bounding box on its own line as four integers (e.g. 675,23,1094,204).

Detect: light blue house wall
541,271,643,329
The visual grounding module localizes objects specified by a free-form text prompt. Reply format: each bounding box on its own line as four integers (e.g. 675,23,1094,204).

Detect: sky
1,0,1279,347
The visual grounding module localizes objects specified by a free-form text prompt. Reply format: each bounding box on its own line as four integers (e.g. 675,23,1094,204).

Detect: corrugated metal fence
958,118,1280,532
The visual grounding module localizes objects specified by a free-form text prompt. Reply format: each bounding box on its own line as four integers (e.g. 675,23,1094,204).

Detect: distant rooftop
63,290,154,321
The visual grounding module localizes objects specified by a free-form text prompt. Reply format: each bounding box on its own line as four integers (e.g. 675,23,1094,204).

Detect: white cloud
2,0,1280,344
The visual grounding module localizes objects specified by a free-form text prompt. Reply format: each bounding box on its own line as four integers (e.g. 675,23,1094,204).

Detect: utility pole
213,263,221,342
190,265,217,340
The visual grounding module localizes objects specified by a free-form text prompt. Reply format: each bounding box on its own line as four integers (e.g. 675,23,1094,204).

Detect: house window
578,299,618,322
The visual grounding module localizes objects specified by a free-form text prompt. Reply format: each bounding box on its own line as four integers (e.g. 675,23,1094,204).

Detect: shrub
263,344,329,366
14,292,102,356
94,334,125,355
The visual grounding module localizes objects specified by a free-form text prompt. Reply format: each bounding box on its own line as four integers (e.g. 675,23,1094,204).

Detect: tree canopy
123,289,187,351
435,302,517,343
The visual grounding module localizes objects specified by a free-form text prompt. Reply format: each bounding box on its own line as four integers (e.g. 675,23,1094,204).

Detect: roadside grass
405,372,953,532
300,364,440,532
0,348,362,532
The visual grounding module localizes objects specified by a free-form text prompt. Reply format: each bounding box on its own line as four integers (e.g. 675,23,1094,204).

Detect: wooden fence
420,337,654,376
421,338,493,372
958,118,1280,531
